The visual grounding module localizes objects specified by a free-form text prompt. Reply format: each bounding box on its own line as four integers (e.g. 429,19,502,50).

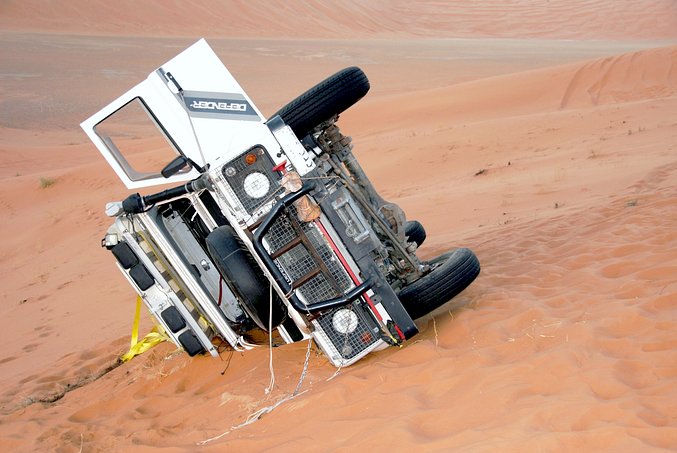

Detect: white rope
196,389,308,445
293,339,312,396
197,337,314,446
264,283,275,395
326,366,342,381
198,282,320,446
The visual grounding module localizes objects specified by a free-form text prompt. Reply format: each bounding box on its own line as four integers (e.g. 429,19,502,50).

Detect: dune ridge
347,45,677,130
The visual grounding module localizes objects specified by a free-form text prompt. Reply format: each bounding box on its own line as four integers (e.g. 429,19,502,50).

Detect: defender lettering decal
189,100,247,112
182,91,260,121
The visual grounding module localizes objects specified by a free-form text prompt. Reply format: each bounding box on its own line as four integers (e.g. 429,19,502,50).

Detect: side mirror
161,156,190,178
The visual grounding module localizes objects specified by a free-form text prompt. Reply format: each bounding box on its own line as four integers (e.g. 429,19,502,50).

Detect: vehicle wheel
398,248,480,320
271,66,370,138
405,220,427,247
206,226,287,331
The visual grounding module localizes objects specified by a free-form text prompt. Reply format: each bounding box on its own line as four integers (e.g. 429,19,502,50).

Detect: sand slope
0,2,676,452
1,41,676,451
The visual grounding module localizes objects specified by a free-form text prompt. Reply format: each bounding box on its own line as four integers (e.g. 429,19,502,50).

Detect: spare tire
271,66,370,138
206,226,287,331
398,248,480,320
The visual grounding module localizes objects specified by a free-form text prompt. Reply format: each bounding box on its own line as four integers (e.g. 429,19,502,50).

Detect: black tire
405,220,427,247
398,248,480,320
271,66,370,138
206,226,287,331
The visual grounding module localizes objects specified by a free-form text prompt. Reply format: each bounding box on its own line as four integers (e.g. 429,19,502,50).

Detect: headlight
243,172,270,199
332,308,359,334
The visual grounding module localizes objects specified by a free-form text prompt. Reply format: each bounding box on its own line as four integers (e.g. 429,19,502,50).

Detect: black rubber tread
178,331,204,357
206,226,287,331
398,248,480,320
129,263,154,291
111,242,138,269
404,220,427,247
271,66,370,138
160,306,186,333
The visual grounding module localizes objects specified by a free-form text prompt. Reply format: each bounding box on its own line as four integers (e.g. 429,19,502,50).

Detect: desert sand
1,1,676,451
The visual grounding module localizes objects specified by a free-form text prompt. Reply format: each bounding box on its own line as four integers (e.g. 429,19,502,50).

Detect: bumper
251,182,417,366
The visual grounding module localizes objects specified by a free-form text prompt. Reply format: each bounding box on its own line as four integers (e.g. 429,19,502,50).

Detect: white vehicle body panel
81,39,284,189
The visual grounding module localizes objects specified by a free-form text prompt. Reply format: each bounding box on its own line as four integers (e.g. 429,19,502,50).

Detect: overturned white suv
81,39,480,367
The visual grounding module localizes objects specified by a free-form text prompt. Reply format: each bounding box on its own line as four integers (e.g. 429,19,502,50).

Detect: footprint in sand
22,343,39,353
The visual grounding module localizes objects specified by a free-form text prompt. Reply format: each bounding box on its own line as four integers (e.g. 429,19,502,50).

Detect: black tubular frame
251,182,373,314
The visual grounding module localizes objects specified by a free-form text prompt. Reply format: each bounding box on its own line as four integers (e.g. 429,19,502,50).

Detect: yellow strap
130,295,142,348
120,295,169,363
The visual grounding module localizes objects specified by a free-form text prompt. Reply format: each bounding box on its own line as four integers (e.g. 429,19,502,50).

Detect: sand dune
1,2,676,452
1,0,677,39
347,45,677,129
347,45,677,243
